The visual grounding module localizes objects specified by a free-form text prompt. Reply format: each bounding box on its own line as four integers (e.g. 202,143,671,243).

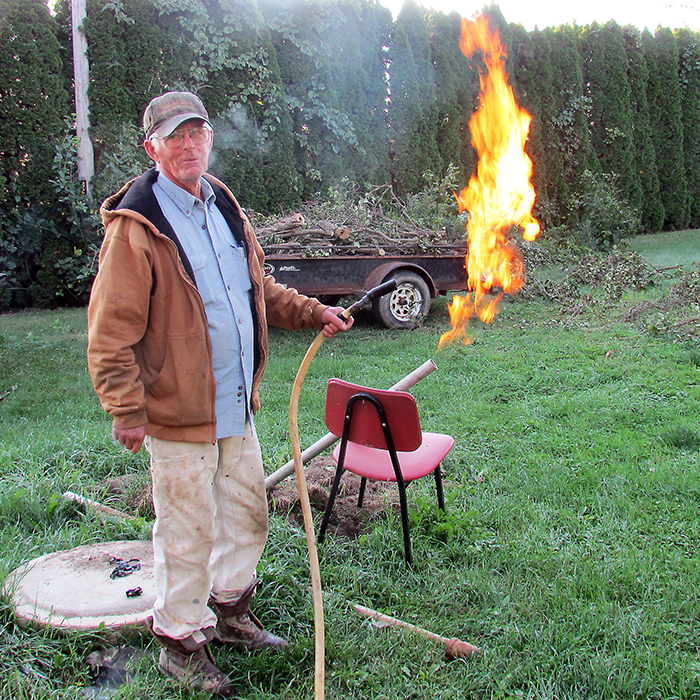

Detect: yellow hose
288,329,330,700
287,283,395,699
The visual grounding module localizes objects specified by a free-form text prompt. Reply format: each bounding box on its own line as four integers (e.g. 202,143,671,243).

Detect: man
87,91,352,697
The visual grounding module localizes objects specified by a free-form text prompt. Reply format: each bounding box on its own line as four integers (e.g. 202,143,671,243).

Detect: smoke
209,104,266,168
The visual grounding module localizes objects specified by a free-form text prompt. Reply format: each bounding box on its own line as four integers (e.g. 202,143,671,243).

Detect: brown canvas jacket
87,168,327,443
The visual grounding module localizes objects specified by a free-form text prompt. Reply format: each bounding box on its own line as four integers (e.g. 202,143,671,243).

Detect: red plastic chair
318,379,454,564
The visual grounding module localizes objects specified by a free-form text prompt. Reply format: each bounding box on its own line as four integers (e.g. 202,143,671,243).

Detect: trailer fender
363,262,437,297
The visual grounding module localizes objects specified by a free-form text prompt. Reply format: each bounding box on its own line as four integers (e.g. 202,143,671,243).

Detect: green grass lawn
628,228,700,270
0,241,699,699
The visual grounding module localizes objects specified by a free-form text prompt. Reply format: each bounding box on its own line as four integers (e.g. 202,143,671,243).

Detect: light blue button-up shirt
152,173,254,438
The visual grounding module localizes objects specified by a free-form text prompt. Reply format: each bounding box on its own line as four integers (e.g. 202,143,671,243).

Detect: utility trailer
263,252,468,329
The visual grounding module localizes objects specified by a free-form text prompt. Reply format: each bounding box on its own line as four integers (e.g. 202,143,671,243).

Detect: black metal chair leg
357,477,367,507
318,464,345,543
434,464,445,513
396,480,412,565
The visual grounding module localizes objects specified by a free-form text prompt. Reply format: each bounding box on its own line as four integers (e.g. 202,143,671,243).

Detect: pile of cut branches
249,179,468,258
525,246,699,340
622,266,700,340
524,249,657,306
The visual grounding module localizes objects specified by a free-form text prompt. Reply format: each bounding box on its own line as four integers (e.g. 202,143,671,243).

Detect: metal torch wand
288,279,397,700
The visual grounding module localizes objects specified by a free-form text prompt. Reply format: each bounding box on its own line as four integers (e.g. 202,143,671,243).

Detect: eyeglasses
152,125,212,149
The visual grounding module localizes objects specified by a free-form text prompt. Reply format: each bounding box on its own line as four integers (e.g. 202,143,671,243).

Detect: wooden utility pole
71,0,94,199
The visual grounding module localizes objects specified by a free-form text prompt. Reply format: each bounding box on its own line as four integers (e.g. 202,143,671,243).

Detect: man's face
144,118,212,195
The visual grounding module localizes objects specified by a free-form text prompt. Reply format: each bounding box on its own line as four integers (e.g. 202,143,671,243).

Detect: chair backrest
325,379,423,452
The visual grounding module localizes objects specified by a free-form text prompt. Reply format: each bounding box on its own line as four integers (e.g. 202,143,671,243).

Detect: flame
438,14,540,350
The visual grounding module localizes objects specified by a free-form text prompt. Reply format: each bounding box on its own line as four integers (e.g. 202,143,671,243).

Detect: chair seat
332,432,454,482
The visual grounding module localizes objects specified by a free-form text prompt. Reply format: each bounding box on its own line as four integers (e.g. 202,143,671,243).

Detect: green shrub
0,124,101,310
572,170,641,249
91,123,150,205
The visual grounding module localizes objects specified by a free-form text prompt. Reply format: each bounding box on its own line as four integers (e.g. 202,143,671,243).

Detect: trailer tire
373,271,431,329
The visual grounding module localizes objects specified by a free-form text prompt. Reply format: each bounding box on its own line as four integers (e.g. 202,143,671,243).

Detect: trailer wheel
372,271,431,329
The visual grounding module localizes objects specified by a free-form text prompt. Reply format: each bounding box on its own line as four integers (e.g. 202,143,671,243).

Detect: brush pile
249,180,468,258
523,245,700,340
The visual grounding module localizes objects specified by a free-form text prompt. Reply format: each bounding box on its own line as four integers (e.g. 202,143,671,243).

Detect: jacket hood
101,168,167,228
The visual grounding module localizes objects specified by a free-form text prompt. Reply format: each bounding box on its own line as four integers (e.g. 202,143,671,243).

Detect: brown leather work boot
209,581,289,650
150,623,235,697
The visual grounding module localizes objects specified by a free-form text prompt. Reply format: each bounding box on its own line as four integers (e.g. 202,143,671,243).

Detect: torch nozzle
340,279,398,320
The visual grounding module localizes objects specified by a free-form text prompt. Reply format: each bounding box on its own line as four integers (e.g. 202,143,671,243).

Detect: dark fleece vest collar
112,168,247,286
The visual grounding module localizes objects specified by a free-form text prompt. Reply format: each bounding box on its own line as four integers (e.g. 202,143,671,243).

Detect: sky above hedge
379,0,700,32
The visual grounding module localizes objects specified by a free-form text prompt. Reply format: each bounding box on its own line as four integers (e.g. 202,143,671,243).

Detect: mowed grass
0,245,699,699
628,228,700,270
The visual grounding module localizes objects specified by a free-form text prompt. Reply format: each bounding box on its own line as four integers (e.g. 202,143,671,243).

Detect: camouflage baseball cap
143,91,211,139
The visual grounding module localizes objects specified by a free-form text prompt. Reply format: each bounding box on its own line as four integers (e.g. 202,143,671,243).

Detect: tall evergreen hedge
332,2,393,186
676,28,700,228
2,1,700,308
545,25,598,226
429,10,478,192
389,0,444,197
645,27,690,231
582,22,641,211
511,27,554,224
623,25,664,232
0,0,69,203
0,0,79,307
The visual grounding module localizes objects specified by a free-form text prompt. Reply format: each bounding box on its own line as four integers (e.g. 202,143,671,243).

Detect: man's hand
112,425,147,454
321,307,354,338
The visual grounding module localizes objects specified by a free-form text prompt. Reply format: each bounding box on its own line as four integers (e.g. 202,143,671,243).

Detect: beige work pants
146,423,268,640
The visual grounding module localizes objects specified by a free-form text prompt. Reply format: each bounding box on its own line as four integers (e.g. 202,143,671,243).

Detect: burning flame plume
438,14,540,350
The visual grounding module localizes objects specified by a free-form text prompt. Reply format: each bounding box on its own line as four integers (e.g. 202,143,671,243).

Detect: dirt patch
99,474,154,520
267,456,398,540
98,457,397,540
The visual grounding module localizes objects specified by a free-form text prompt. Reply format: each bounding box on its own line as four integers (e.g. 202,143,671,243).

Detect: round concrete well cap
4,540,155,633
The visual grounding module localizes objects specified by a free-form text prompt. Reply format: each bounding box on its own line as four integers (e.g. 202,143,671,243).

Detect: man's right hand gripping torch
336,278,398,323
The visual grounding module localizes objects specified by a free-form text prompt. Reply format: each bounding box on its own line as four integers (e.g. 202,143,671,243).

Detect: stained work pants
146,423,268,640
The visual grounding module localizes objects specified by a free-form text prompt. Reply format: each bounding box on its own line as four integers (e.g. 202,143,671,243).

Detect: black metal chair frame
317,391,446,564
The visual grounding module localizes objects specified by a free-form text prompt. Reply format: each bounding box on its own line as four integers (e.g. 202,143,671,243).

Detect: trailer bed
263,252,468,328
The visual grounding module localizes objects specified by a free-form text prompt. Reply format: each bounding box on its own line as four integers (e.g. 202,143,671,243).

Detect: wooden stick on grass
62,491,140,523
